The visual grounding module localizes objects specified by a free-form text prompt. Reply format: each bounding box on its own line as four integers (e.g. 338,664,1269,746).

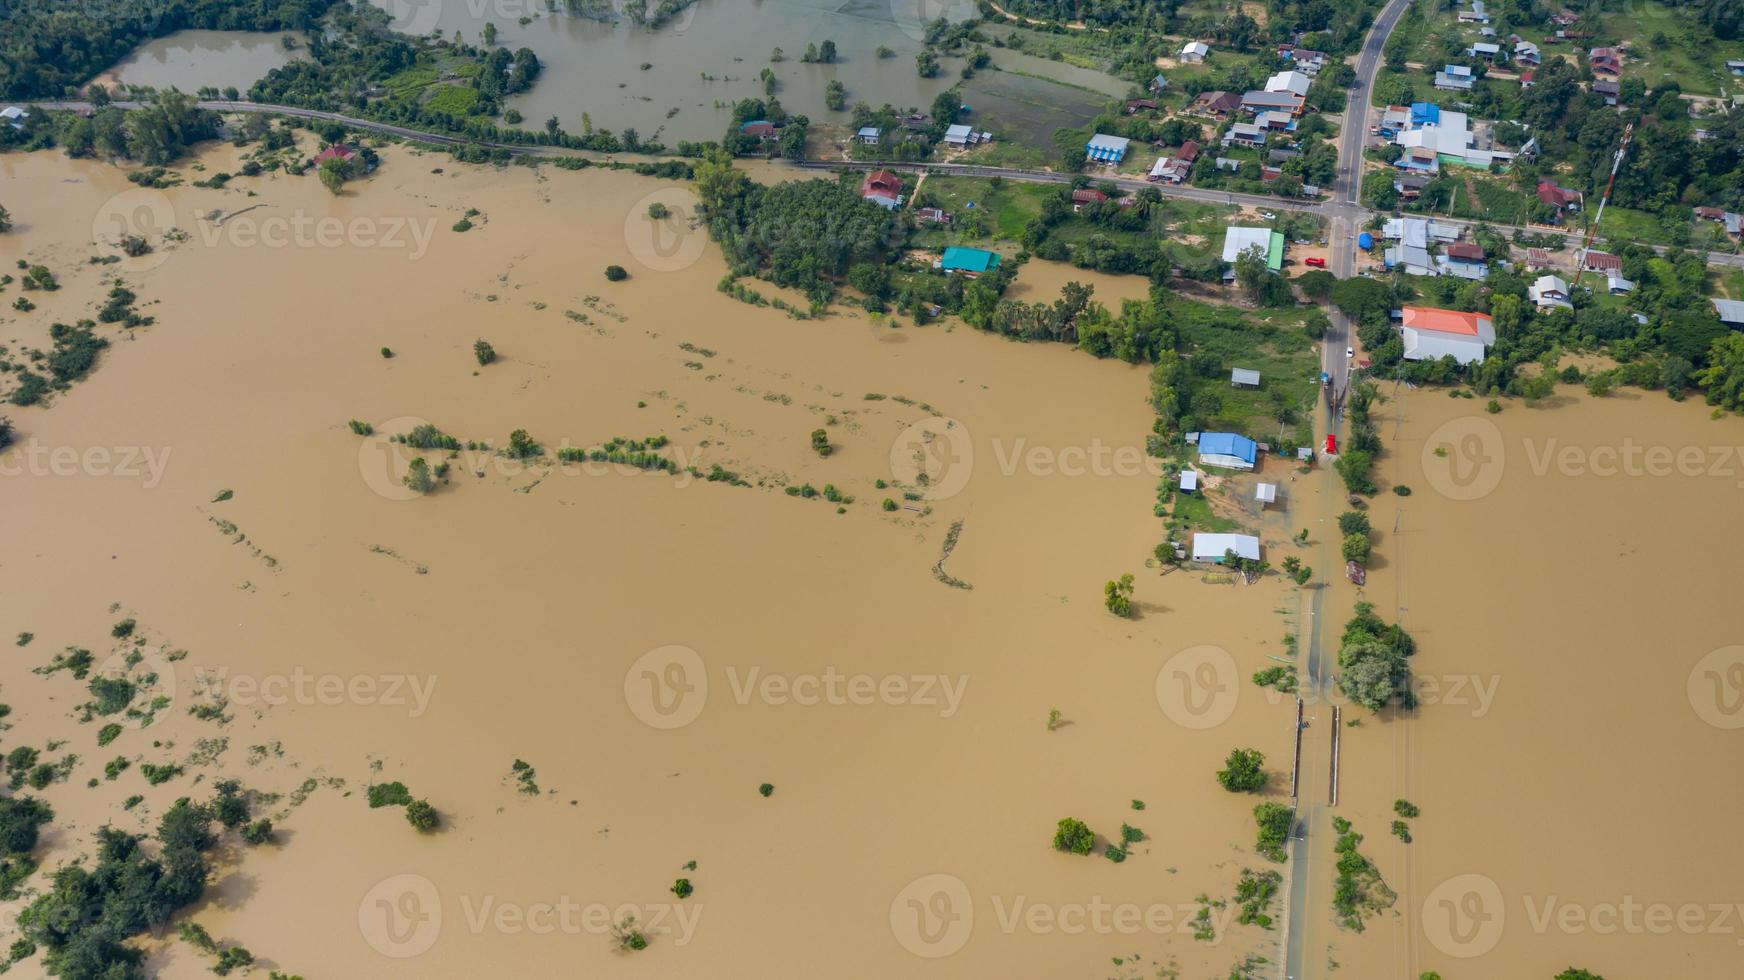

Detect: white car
1260,211,1277,220
1346,347,1355,357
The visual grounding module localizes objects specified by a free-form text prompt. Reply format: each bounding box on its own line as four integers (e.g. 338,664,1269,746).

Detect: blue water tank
1357,232,1373,249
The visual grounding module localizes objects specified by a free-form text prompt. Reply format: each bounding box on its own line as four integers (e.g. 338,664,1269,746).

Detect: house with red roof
860,170,904,210
1588,46,1622,77
313,144,356,165
1537,181,1581,211
1398,305,1496,365
1581,249,1622,273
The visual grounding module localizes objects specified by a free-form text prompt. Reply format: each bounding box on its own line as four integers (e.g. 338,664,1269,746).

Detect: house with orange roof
1398,305,1496,365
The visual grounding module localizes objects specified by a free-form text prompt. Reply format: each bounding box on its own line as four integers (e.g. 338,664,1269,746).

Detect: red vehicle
1304,256,1326,268
1324,433,1338,455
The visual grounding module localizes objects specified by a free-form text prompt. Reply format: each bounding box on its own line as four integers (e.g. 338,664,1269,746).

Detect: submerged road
20,100,1744,270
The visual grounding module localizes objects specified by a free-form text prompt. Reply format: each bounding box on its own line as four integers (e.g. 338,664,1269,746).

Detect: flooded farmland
95,30,307,92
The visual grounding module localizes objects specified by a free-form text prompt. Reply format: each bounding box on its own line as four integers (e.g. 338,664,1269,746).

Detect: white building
1221,226,1274,264
1530,274,1572,310
1192,533,1261,562
1265,70,1313,98
943,124,974,146
1180,41,1210,63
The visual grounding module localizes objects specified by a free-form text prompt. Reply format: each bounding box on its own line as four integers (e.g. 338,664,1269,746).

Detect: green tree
916,49,940,77
0,205,10,233
1337,511,1370,536
1217,749,1267,792
1696,333,1744,411
404,457,436,494
1341,532,1371,563
1103,573,1135,617
1553,971,1605,980
1253,802,1292,861
405,799,439,832
317,156,353,195
1052,817,1095,855
473,339,496,366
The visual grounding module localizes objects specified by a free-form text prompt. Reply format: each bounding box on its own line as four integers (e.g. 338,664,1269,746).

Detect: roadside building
937,246,1001,277
1580,249,1622,274
1196,432,1259,470
1071,188,1109,210
1222,226,1284,272
1438,241,1489,279
1537,181,1582,212
855,126,881,145
1085,133,1130,164
943,124,975,147
1394,173,1432,200
1714,298,1744,328
1530,274,1573,310
1724,213,1743,238
860,170,904,210
1526,247,1554,269
1399,305,1495,364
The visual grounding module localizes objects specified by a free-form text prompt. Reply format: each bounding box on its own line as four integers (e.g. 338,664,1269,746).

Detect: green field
908,175,1051,243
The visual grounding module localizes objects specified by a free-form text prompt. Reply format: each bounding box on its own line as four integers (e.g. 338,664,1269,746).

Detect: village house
1149,73,1168,94
1180,40,1210,63
1222,122,1266,148
1071,187,1109,211
739,119,779,141
1520,69,1536,88
1729,59,1744,77
860,170,904,210
1438,241,1489,279
1190,91,1242,118
1580,249,1622,273
1194,432,1259,470
1714,299,1744,329
1593,79,1620,106
914,207,951,225
1589,46,1622,77
1222,226,1284,272
1085,133,1130,164
1458,0,1489,22
1148,140,1200,184
0,105,26,130
1435,64,1475,91
937,246,1001,278
1467,42,1501,60
1537,181,1582,213
1241,90,1305,116
1526,247,1554,269
1393,173,1432,200
1514,40,1541,66
1398,305,1496,364
1125,98,1158,114
856,126,881,145
1530,274,1573,310
1265,70,1313,98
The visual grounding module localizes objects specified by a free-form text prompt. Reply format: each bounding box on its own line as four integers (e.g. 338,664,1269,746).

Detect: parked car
1305,256,1326,268
1325,434,1338,454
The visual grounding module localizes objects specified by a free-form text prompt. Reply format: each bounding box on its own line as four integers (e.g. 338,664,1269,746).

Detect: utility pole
1573,122,1634,289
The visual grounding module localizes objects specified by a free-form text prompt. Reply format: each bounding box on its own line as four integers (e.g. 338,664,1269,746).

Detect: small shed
1179,470,1200,493
1255,483,1277,506
1231,367,1261,388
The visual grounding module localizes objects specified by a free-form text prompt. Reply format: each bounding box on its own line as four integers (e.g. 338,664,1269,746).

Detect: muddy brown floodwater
0,143,1298,978
1,138,1737,978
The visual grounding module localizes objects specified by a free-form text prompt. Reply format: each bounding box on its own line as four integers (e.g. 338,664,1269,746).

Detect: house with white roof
943,124,974,146
1,105,26,130
1467,42,1500,59
1180,41,1210,63
1191,533,1261,562
1435,64,1475,90
1530,274,1572,310
1266,70,1313,98
856,126,881,145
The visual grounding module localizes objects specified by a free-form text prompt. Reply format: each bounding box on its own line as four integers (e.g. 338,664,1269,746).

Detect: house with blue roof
1085,133,1131,164
938,247,1002,278
1196,432,1259,470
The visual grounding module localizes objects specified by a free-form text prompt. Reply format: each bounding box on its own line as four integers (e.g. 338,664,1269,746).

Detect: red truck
1324,434,1338,455
1304,257,1326,268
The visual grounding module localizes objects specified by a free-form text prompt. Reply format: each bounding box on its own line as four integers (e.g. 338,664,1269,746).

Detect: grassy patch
424,84,481,116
